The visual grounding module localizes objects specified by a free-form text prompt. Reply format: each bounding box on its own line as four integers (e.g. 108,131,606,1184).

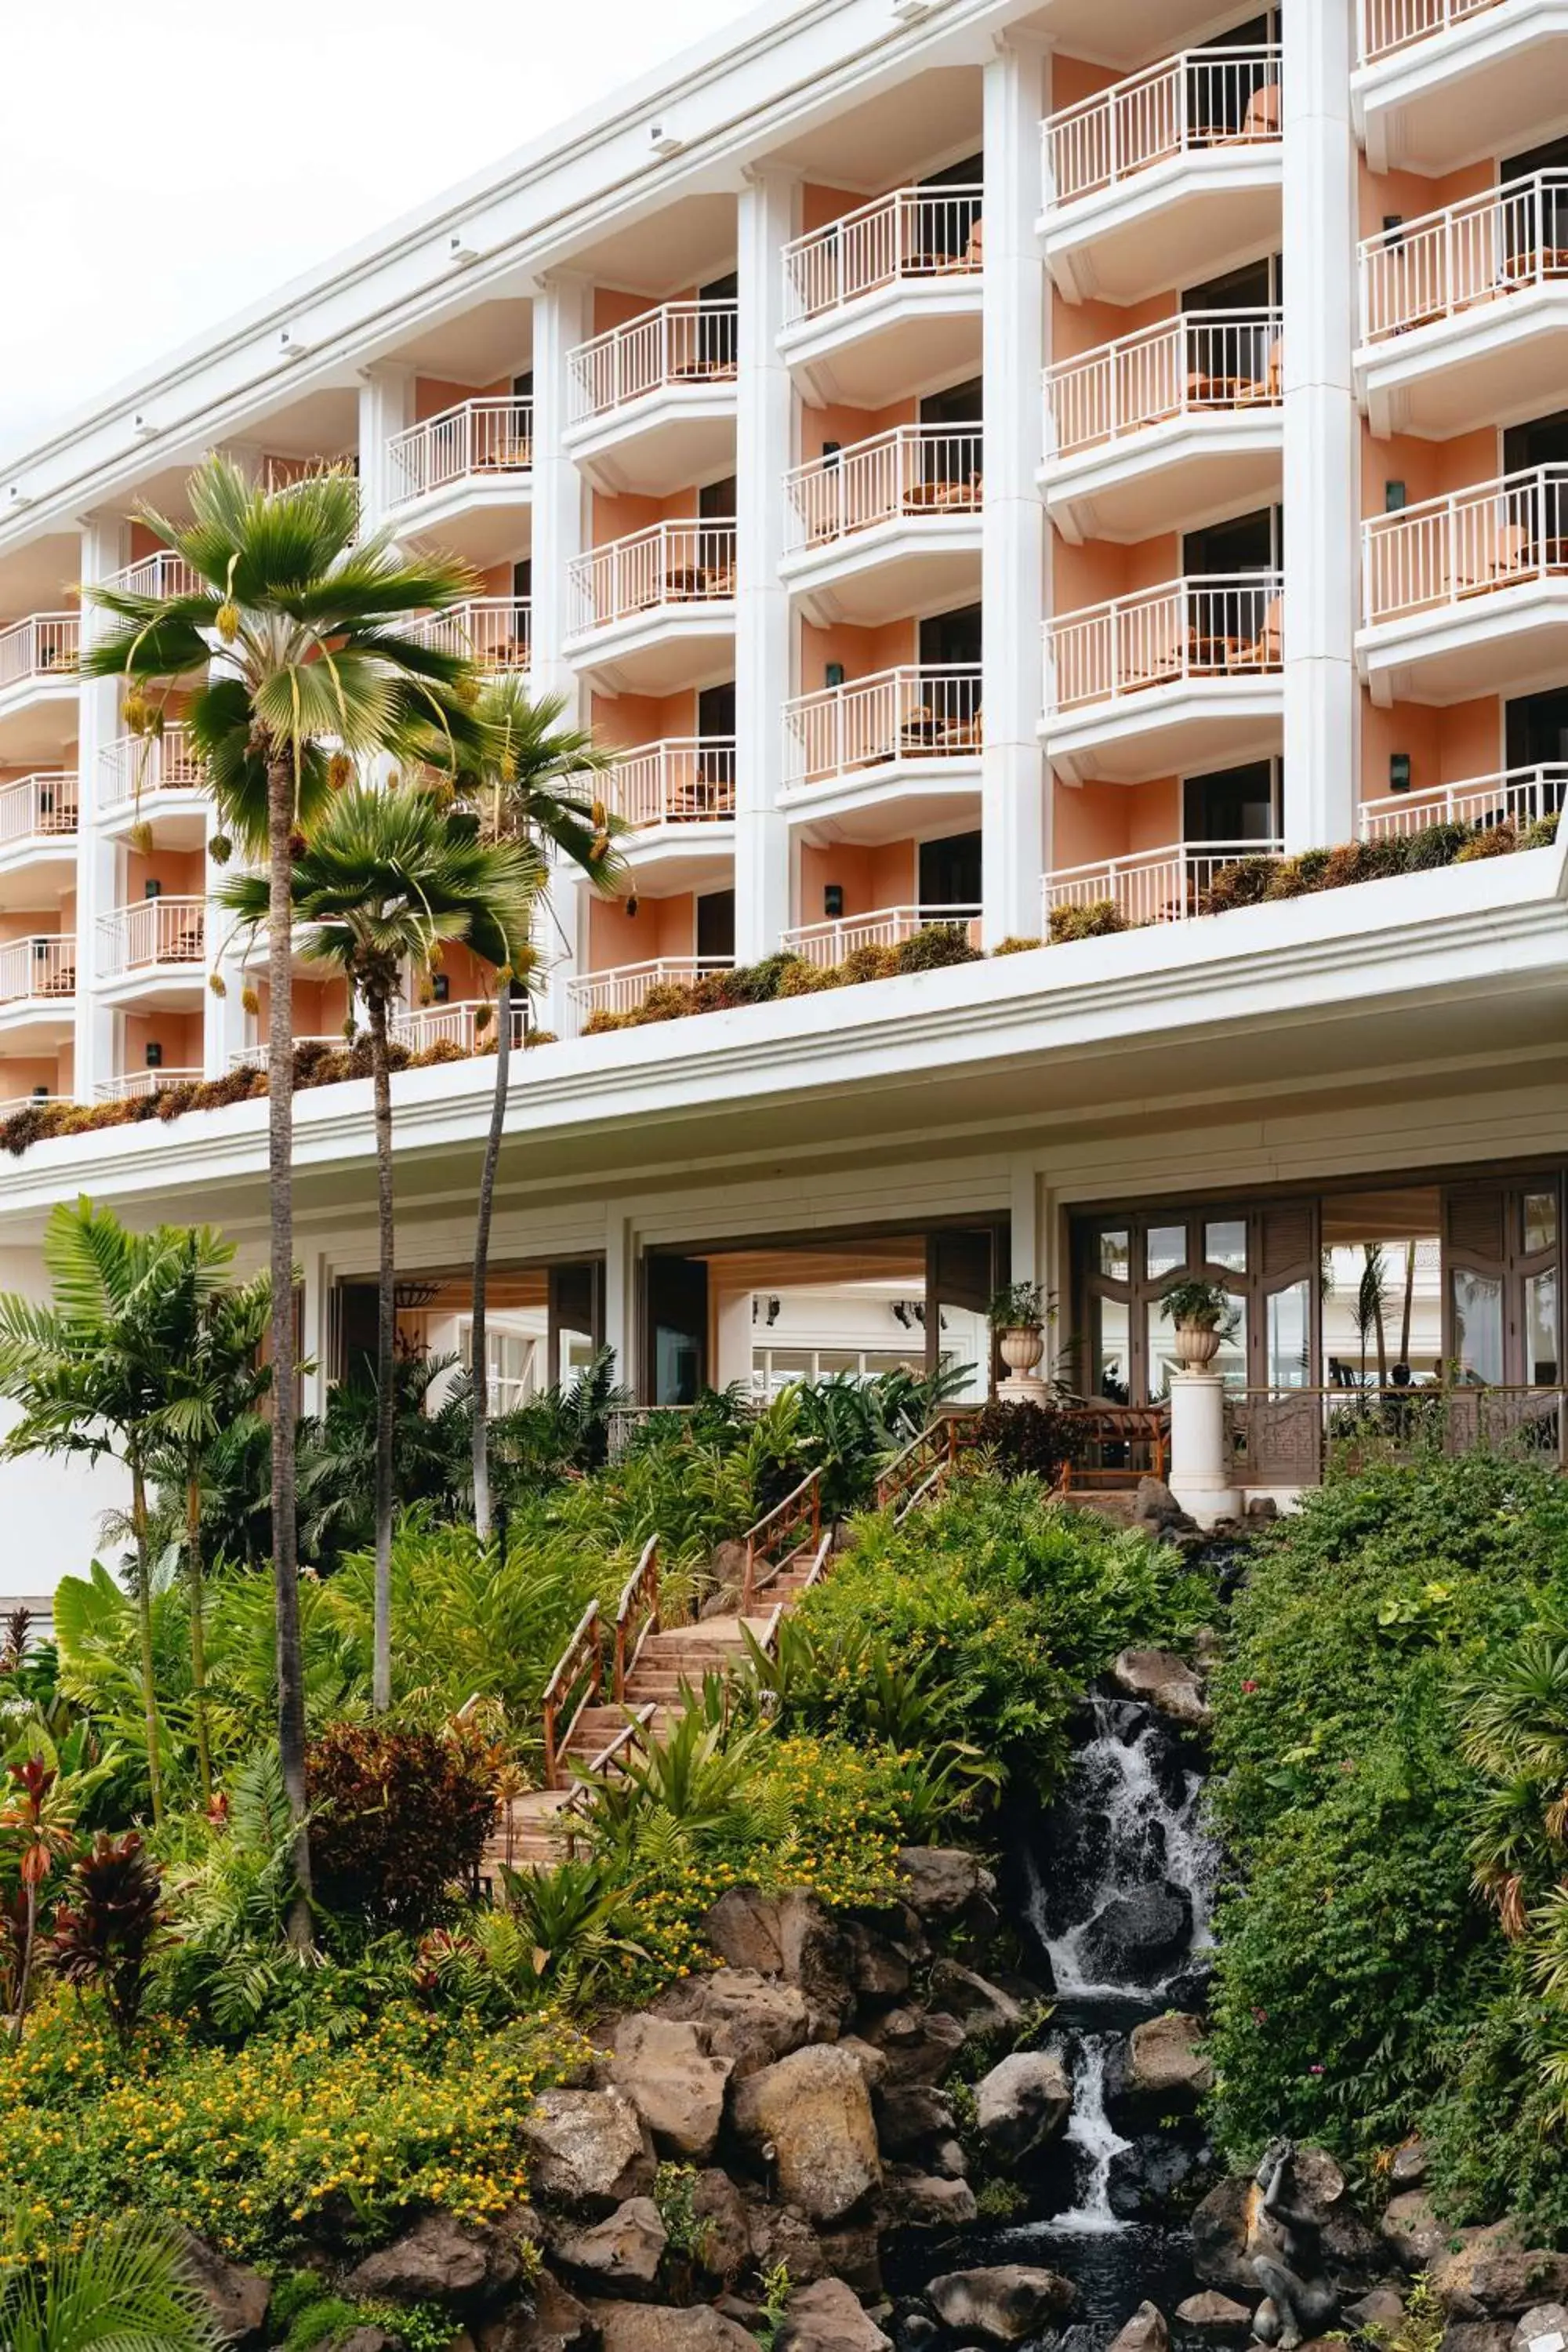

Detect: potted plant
1160,1277,1240,1372
987,1279,1055,1385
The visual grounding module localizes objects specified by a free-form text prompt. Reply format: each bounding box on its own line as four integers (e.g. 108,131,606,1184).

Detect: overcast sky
0,0,748,464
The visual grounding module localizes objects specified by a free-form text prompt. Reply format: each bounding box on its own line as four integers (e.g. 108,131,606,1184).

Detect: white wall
0,1246,129,1600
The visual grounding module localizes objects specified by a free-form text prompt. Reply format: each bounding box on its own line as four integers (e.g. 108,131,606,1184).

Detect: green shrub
894,922,982,974
1049,899,1127,943
307,1719,500,1930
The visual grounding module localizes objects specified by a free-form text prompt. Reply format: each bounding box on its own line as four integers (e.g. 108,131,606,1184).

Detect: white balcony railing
406,598,532,671
387,398,534,507
1046,310,1283,456
98,898,206,978
99,724,207,809
95,1068,205,1103
782,187,984,325
1363,464,1568,625
1046,572,1283,711
390,1000,528,1056
1361,172,1568,343
568,303,738,424
605,739,736,828
1044,47,1283,209
0,771,78,847
0,613,77,694
784,666,982,789
567,958,732,1025
103,551,201,602
0,935,75,1007
1359,0,1506,65
567,521,736,635
227,1036,345,1073
1359,764,1567,840
1044,840,1283,930
784,425,982,555
782,904,981,968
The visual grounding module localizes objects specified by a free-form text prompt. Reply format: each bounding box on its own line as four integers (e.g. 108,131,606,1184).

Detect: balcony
778,186,984,408
566,956,732,1032
0,613,78,758
780,426,982,627
564,303,737,496
1358,465,1568,704
1042,572,1283,783
406,597,531,673
96,1068,205,1104
390,1000,528,1056
780,666,982,844
1359,761,1566,840
103,552,201,603
1355,0,1568,175
1044,838,1284,932
1044,310,1283,543
97,898,206,1003
1358,176,1568,439
781,904,981,968
603,739,735,891
384,398,533,563
0,771,78,907
97,724,209,848
0,935,76,1043
563,521,736,695
1040,48,1283,306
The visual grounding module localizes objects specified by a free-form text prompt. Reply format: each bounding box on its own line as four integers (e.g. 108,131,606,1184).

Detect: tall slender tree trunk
129,1454,162,1830
267,745,312,1942
368,990,397,1713
470,975,512,1542
185,1460,212,1809
1399,1240,1417,1370
8,1883,36,2050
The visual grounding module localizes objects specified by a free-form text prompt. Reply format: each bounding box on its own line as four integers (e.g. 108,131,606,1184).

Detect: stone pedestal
997,1372,1051,1407
1168,1371,1241,1528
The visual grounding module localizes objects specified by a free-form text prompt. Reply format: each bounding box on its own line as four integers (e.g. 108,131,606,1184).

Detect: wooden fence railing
741,1468,823,1611
614,1536,660,1701
540,1601,603,1790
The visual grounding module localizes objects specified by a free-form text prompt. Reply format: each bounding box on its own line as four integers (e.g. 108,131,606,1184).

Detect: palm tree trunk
470,975,511,1541
266,744,312,1942
8,1883,36,2050
185,1459,212,1809
368,990,396,1713
129,1453,162,1830
1399,1240,1417,1370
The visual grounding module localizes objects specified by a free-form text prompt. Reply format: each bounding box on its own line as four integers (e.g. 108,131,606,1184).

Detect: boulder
895,2315,940,2352
881,2170,978,2230
338,2333,394,2352
873,2083,956,2158
927,1960,1025,2039
845,1917,916,2002
776,2279,892,2352
1131,1479,1198,1536
476,2278,595,2352
1107,2132,1216,2223
816,2220,884,2298
779,1892,857,2029
1443,2328,1515,2352
1078,1886,1193,1983
348,2212,523,2306
521,2089,655,2214
1391,2141,1430,2191
1191,2177,1262,2296
1384,2191,1454,2274
1110,1648,1210,1731
747,2202,827,2285
1124,2013,1214,2105
1513,2304,1568,2352
1107,2304,1169,2352
925,2267,1076,2344
704,1887,785,1976
585,2303,757,2352
706,1539,750,1606
732,2043,882,2221
973,2051,1073,2162
1174,2293,1253,2334
896,1849,995,1924
173,2232,270,2344
1432,2226,1568,2319
837,2036,891,2091
688,1969,811,2079
691,2169,751,2283
1347,2291,1411,2332
608,2016,732,2161
550,2200,667,2297
868,2007,967,2086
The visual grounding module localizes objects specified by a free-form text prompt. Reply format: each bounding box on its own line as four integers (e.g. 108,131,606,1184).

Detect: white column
532,274,593,1029
603,1208,637,1396
1282,0,1359,851
203,831,248,1078
356,365,416,535
734,167,798,964
74,514,128,1103
299,1249,332,1418
1168,1371,1242,1527
981,35,1050,946
714,1284,756,1391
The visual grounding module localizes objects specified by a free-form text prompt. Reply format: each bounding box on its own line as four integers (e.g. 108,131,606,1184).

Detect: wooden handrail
742,1468,822,1611
1056,1403,1170,1490
614,1535,660,1702
542,1600,602,1789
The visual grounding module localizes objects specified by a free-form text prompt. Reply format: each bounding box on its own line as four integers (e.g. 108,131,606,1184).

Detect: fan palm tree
82,456,484,1925
221,782,536,1708
0,2213,222,2352
454,679,624,1540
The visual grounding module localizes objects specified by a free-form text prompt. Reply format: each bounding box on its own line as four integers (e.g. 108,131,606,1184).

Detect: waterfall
1045,2028,1131,2236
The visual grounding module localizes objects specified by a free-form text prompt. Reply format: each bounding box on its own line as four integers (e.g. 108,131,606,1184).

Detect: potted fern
1160,1276,1239,1372
988,1280,1054,1388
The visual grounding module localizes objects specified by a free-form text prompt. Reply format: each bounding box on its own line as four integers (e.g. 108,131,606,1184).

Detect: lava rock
776,2279,891,2352
1432,2226,1568,2318
779,1893,858,2030
660,1969,811,2080
550,2200,668,2297
172,2231,271,2344
690,2169,750,2283
704,1888,785,1976
873,2083,956,2157
1391,2141,1430,2191
746,2201,827,2286
1131,1479,1199,1536
1347,2290,1412,2332
1383,2192,1453,2272
1512,2303,1568,2352
1077,1885,1193,1982
1124,2012,1214,2105
866,2007,967,2086
1190,2176,1262,2295
731,2043,882,2221
1442,2328,1515,2352
896,1849,995,1924
1106,2303,1169,2352
585,2303,759,2352
817,2220,884,2297
1110,1650,1210,1731
895,2314,940,2352
477,2277,596,2352
608,2016,733,2161
1107,2131,1214,2223
973,2050,1073,2161
520,2089,655,2214
336,2332,394,2352
880,2169,978,2229
925,2266,1076,2344
347,2212,524,2306
927,1960,1025,2038
837,2037,891,2091
1174,2293,1253,2334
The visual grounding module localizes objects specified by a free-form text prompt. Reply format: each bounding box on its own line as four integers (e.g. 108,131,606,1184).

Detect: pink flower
1242,1678,1259,1693
1252,2007,1269,2025
1309,2063,1325,2075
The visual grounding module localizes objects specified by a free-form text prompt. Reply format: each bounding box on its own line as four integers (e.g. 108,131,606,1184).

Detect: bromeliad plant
49,1830,166,2048
1,1756,75,2047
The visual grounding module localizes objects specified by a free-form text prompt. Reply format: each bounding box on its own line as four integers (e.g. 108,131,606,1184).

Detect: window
1183,506,1279,575
919,605,982,666
1184,761,1279,845
1182,256,1279,312
918,829,982,907
696,889,735,961
699,475,737,520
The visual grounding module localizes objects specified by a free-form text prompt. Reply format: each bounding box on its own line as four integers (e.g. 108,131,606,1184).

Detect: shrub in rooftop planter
775,958,839,996
1197,855,1277,915
993,935,1043,955
1050,898,1127,943
895,921,983,974
1522,809,1562,851
1403,819,1471,870
1160,1276,1240,1371
1456,818,1519,862
1265,846,1332,899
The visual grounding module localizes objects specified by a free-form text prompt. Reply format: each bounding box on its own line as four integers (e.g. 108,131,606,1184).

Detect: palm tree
0,2215,221,2352
83,456,483,1927
455,680,623,1540
0,1202,210,1827
221,782,535,1708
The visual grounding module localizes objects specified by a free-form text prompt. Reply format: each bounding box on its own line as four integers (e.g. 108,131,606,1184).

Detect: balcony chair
937,707,983,753
1121,616,1189,691
1211,79,1281,145
1232,336,1283,405
1452,520,1531,597
902,470,983,514
1229,595,1283,670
